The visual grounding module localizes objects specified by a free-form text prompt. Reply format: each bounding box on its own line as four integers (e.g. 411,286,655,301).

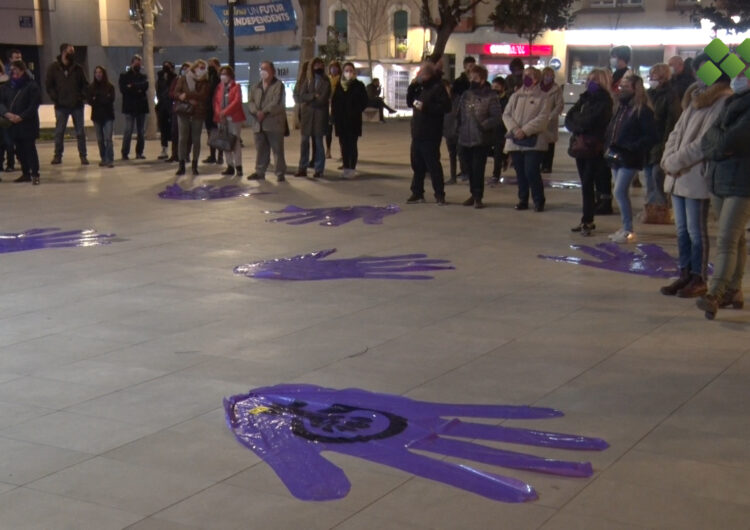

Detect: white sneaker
608,228,626,241
611,230,636,244
342,168,356,179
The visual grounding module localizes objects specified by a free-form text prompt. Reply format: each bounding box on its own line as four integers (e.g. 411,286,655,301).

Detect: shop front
466,43,555,80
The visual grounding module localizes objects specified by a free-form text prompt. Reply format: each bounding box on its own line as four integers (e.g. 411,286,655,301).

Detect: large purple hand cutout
0,228,116,253
265,204,401,226
539,243,681,278
158,183,266,200
234,249,454,281
225,385,608,503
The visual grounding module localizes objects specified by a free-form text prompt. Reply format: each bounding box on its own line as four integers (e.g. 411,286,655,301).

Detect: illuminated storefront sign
466,44,554,56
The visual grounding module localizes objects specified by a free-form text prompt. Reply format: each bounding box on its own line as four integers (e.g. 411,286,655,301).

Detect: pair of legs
178,115,203,162
575,155,607,225
541,142,555,172
612,167,639,232
53,106,87,160
595,165,613,211
368,99,395,121
169,111,182,160
338,133,359,170
445,137,458,181
254,130,287,179
299,134,325,174
221,121,243,170
410,138,445,200
672,194,710,279
644,163,668,206
463,145,490,200
14,137,39,181
707,195,750,298
491,137,507,180
122,113,146,158
94,120,115,165
158,107,172,153
0,128,15,169
511,150,545,208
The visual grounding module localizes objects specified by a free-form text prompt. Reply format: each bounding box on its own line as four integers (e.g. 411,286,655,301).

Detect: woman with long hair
331,62,369,179
565,68,613,235
326,60,341,159
87,65,116,168
604,74,657,243
174,59,210,179
0,60,41,184
213,65,246,177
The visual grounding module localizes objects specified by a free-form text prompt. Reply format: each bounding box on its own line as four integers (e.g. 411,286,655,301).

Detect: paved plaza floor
0,121,748,529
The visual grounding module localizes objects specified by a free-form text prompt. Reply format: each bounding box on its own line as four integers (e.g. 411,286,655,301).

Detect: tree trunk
299,0,320,65
428,23,456,64
366,41,373,77
142,0,157,140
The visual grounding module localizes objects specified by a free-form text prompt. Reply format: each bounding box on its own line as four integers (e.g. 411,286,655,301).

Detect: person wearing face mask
565,68,614,236
247,61,287,182
609,46,632,93
212,66,246,178
203,58,223,165
1,61,41,184
293,57,331,178
489,76,510,184
86,66,115,168
668,56,695,101
696,68,750,319
603,75,658,243
173,59,211,180
331,62,369,179
45,43,89,166
539,67,564,174
118,54,149,160
326,61,341,158
642,63,681,225
503,67,552,212
156,61,177,160
505,58,525,95
406,61,451,205
167,62,191,163
660,53,732,299
455,65,502,208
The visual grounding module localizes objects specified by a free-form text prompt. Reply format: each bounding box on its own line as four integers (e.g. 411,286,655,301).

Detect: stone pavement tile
0,487,141,530
154,483,350,530
538,513,646,530
0,410,159,454
27,456,214,517
32,360,166,391
560,477,750,529
105,409,258,483
0,376,113,410
124,518,201,530
332,513,430,530
0,436,91,485
0,400,54,430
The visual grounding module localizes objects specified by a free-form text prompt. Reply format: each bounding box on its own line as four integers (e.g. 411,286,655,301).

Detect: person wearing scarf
0,60,41,184
173,59,210,180
331,62,369,179
212,65,246,177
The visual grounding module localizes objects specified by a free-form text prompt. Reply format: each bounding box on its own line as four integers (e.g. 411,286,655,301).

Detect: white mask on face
196,68,206,77
649,79,660,89
343,71,353,81
610,57,618,69
731,74,750,94
260,70,270,80
220,74,230,84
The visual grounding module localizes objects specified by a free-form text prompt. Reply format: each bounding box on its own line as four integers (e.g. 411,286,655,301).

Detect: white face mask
196,68,206,77
260,70,270,80
610,57,618,69
649,79,660,89
731,74,750,94
220,74,230,84
343,71,353,81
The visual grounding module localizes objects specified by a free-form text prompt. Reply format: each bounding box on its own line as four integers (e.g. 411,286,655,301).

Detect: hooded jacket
45,55,88,109
661,82,732,199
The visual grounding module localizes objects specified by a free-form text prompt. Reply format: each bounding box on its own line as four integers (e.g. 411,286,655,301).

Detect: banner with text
211,1,296,36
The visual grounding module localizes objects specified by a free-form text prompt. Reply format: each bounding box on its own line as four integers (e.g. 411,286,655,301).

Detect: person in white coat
660,53,733,298
539,66,564,173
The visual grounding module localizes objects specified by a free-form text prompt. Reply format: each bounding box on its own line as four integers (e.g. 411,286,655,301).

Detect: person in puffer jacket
456,65,502,209
660,53,732,299
696,69,750,320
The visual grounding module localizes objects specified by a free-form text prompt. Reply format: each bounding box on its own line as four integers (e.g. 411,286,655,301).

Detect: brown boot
677,274,707,298
718,289,744,309
660,268,690,296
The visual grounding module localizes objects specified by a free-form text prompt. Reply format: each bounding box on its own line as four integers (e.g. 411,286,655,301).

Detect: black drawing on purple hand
0,228,117,253
264,204,401,226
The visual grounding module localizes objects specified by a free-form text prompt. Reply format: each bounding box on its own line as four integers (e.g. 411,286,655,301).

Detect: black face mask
314,68,324,75
470,81,481,89
133,65,141,73
64,53,74,62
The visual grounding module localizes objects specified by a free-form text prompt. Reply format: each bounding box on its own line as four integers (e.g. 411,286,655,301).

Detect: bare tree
491,0,575,49
343,0,392,74
298,0,321,64
421,0,486,64
130,0,159,139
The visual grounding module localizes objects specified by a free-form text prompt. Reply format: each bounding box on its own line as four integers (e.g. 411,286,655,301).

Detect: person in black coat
406,61,452,205
565,68,614,235
1,61,41,184
119,54,149,160
156,61,176,159
203,58,222,164
331,62,369,179
45,43,88,165
88,66,116,168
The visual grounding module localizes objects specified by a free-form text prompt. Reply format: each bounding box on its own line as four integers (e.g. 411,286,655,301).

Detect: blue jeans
299,134,325,173
54,106,87,158
708,195,750,297
122,113,146,157
613,167,638,232
94,120,114,164
644,164,667,205
671,195,710,278
510,150,544,206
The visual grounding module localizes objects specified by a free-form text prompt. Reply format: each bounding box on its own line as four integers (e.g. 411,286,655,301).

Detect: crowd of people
1,44,749,319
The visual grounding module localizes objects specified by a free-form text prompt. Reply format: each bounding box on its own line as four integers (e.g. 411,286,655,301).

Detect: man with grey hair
119,53,149,160
668,55,695,100
247,60,288,182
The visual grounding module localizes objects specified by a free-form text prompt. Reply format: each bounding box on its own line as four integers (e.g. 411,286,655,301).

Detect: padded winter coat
503,84,552,152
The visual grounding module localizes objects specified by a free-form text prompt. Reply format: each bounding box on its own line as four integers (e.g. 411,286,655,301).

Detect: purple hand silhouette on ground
225,384,609,503
0,228,116,253
158,183,267,200
539,243,682,278
265,204,401,226
234,249,454,281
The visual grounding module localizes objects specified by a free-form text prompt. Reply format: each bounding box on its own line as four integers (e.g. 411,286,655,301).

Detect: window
393,10,408,39
181,0,203,23
388,70,410,110
334,9,348,39
590,0,643,7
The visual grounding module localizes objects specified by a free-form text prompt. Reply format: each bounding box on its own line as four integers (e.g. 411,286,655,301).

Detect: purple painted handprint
0,228,116,253
224,384,609,503
539,243,681,278
233,249,454,281
265,204,401,226
158,183,267,200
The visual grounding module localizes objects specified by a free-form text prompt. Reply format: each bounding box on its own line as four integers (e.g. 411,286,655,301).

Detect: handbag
604,147,623,168
1,91,23,128
568,134,604,159
173,101,194,115
208,126,237,152
511,134,538,148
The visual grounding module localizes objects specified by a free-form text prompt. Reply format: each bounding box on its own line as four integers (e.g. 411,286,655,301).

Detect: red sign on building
466,44,554,57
